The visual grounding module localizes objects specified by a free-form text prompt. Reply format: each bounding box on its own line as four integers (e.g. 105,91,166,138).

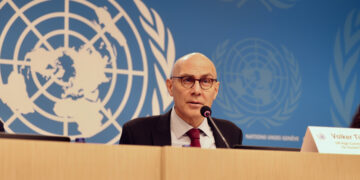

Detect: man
119,52,242,148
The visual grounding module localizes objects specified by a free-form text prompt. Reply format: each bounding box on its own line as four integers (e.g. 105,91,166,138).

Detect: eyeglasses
171,76,218,90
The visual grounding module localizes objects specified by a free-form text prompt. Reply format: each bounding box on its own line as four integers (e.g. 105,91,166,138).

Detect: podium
0,139,359,180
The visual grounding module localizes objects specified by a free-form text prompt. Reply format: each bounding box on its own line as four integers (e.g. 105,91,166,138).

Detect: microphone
200,106,230,148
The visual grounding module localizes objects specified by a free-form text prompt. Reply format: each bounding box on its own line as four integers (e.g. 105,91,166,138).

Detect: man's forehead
175,63,217,77
176,72,215,78
171,53,217,76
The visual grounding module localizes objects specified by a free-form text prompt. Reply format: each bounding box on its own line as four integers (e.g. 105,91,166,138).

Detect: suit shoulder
213,118,237,126
212,117,243,146
213,118,242,131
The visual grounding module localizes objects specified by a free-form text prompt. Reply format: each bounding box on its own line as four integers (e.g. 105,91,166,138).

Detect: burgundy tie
186,128,201,147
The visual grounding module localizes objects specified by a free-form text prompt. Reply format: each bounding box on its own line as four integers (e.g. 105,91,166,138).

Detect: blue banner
0,0,359,147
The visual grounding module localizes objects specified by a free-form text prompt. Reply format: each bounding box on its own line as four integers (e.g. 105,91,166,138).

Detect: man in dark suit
350,105,360,128
120,52,242,148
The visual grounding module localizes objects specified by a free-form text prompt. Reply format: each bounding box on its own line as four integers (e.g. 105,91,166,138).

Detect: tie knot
186,128,200,139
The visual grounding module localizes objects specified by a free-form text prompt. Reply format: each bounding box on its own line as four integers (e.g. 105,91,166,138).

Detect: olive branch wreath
329,9,360,127
134,0,175,115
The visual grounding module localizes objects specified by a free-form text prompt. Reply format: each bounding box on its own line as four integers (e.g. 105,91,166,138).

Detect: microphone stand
206,115,230,149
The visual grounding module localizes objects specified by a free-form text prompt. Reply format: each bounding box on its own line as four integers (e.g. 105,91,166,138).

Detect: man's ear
213,81,219,100
166,78,174,96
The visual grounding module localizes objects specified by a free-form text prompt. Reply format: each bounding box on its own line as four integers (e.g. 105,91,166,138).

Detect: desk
0,139,358,180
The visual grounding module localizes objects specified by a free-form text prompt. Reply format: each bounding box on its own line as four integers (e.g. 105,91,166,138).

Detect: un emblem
0,0,175,143
213,39,301,128
329,9,360,127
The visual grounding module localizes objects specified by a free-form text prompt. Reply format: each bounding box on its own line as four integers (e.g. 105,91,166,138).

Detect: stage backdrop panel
0,0,359,147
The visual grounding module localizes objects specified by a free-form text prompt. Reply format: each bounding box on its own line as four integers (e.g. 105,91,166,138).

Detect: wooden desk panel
0,139,161,180
1,139,359,180
162,147,360,180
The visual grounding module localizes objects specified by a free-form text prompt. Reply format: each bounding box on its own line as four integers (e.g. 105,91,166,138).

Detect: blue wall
0,0,359,147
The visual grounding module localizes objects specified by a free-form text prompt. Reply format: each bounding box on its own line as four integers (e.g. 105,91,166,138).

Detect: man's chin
187,109,204,119
175,106,204,120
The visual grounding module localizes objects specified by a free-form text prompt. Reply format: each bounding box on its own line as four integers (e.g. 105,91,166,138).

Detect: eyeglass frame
170,76,218,90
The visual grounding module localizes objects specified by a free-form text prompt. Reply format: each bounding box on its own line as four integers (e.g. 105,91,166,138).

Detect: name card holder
301,126,360,155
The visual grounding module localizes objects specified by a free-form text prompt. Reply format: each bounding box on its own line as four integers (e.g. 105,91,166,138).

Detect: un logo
0,0,175,143
213,39,301,128
329,9,360,127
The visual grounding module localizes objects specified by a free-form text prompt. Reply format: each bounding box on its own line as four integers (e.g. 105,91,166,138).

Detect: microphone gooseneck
200,106,230,148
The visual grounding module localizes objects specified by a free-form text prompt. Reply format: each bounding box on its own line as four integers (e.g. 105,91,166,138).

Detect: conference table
0,139,358,180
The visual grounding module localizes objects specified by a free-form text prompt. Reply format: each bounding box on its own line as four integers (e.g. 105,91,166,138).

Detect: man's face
166,54,219,125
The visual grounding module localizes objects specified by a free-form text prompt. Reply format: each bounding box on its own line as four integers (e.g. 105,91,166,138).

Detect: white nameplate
301,126,360,154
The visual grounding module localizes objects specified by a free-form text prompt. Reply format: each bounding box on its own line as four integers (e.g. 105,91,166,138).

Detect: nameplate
301,126,360,154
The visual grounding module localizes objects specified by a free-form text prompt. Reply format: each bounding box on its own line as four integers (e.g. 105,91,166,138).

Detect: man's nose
191,80,202,95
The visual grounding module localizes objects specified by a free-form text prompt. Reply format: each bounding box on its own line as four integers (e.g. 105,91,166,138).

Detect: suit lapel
208,118,226,148
150,111,228,148
152,110,172,146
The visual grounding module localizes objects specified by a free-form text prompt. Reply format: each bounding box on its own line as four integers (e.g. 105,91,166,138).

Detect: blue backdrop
0,0,359,147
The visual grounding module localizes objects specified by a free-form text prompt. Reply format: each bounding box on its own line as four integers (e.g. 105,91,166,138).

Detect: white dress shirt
170,107,216,149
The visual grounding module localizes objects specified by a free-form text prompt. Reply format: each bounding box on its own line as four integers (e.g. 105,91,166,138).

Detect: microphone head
200,106,212,117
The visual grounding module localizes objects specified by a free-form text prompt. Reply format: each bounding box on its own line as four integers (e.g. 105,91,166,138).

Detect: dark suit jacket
119,110,243,148
0,120,4,132
350,105,360,128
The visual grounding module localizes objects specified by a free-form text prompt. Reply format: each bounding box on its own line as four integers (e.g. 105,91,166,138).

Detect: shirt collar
170,107,212,139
